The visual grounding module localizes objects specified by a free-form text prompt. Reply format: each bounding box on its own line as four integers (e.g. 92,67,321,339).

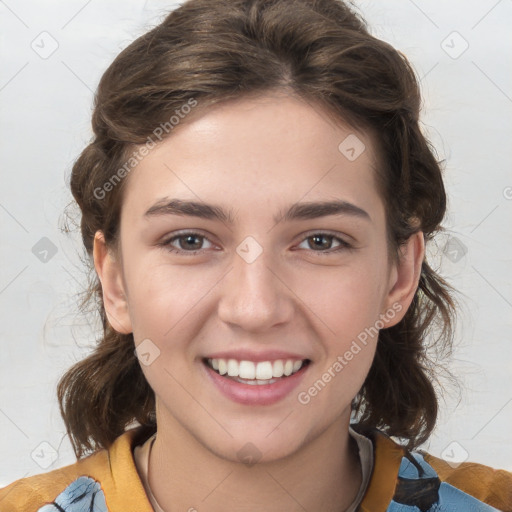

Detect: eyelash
159,230,354,256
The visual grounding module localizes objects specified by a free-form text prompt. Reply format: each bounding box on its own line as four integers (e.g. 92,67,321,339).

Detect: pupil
183,235,201,249
311,235,330,249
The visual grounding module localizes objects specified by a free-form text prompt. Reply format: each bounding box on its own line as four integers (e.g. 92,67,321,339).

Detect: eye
160,231,214,254
296,232,353,254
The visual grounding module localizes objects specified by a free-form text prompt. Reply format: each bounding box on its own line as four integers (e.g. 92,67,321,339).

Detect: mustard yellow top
1,426,510,511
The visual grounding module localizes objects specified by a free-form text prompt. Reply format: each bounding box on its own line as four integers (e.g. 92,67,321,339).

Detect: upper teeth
207,358,305,379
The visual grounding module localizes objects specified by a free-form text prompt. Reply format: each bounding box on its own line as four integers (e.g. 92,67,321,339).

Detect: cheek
296,275,380,413
291,258,387,337
290,257,385,396
125,257,213,337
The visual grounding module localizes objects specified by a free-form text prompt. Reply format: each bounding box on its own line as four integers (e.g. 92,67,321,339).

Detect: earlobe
381,231,425,328
93,230,133,334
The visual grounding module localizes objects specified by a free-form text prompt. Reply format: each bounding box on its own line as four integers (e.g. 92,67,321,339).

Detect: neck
148,408,362,512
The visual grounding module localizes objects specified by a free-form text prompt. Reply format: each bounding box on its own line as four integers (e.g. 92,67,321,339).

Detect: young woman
1,0,510,510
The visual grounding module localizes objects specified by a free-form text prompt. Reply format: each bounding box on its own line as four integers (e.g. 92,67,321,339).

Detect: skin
93,91,424,511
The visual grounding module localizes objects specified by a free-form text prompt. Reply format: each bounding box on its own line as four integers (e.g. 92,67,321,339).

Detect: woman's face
96,92,421,463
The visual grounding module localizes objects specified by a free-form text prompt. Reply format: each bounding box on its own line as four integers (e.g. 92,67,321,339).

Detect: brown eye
161,232,214,254
297,232,353,254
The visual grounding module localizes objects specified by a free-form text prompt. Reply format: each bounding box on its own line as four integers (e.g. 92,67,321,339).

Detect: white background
1,0,511,487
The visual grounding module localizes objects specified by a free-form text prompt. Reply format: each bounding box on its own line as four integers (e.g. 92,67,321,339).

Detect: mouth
203,357,311,386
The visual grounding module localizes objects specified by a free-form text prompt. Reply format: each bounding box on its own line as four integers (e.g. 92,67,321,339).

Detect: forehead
120,93,383,226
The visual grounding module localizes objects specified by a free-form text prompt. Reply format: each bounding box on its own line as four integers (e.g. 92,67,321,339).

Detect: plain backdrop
1,0,511,486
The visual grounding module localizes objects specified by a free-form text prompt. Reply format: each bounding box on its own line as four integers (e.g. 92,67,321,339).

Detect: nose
217,245,295,333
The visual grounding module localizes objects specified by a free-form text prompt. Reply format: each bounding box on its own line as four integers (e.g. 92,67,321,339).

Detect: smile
205,357,308,384
202,357,311,405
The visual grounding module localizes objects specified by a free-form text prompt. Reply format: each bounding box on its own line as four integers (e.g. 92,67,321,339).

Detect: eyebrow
144,198,371,224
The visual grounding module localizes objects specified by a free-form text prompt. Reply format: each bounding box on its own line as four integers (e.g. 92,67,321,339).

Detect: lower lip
202,360,310,406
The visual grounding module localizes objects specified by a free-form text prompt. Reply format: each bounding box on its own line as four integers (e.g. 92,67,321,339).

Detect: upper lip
203,349,311,363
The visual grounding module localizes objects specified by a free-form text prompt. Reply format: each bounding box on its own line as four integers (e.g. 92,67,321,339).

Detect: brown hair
59,0,458,459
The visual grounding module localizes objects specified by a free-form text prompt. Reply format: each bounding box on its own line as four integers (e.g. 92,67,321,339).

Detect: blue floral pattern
386,452,500,511
37,476,108,512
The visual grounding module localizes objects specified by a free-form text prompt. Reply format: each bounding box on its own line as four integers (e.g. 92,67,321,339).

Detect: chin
205,433,306,466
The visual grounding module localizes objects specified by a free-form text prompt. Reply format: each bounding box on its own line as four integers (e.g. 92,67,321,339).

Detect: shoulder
423,451,512,510
0,428,152,512
356,427,512,512
0,450,110,511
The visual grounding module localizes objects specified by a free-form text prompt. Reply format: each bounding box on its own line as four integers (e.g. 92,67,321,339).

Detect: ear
380,230,425,328
93,230,133,334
